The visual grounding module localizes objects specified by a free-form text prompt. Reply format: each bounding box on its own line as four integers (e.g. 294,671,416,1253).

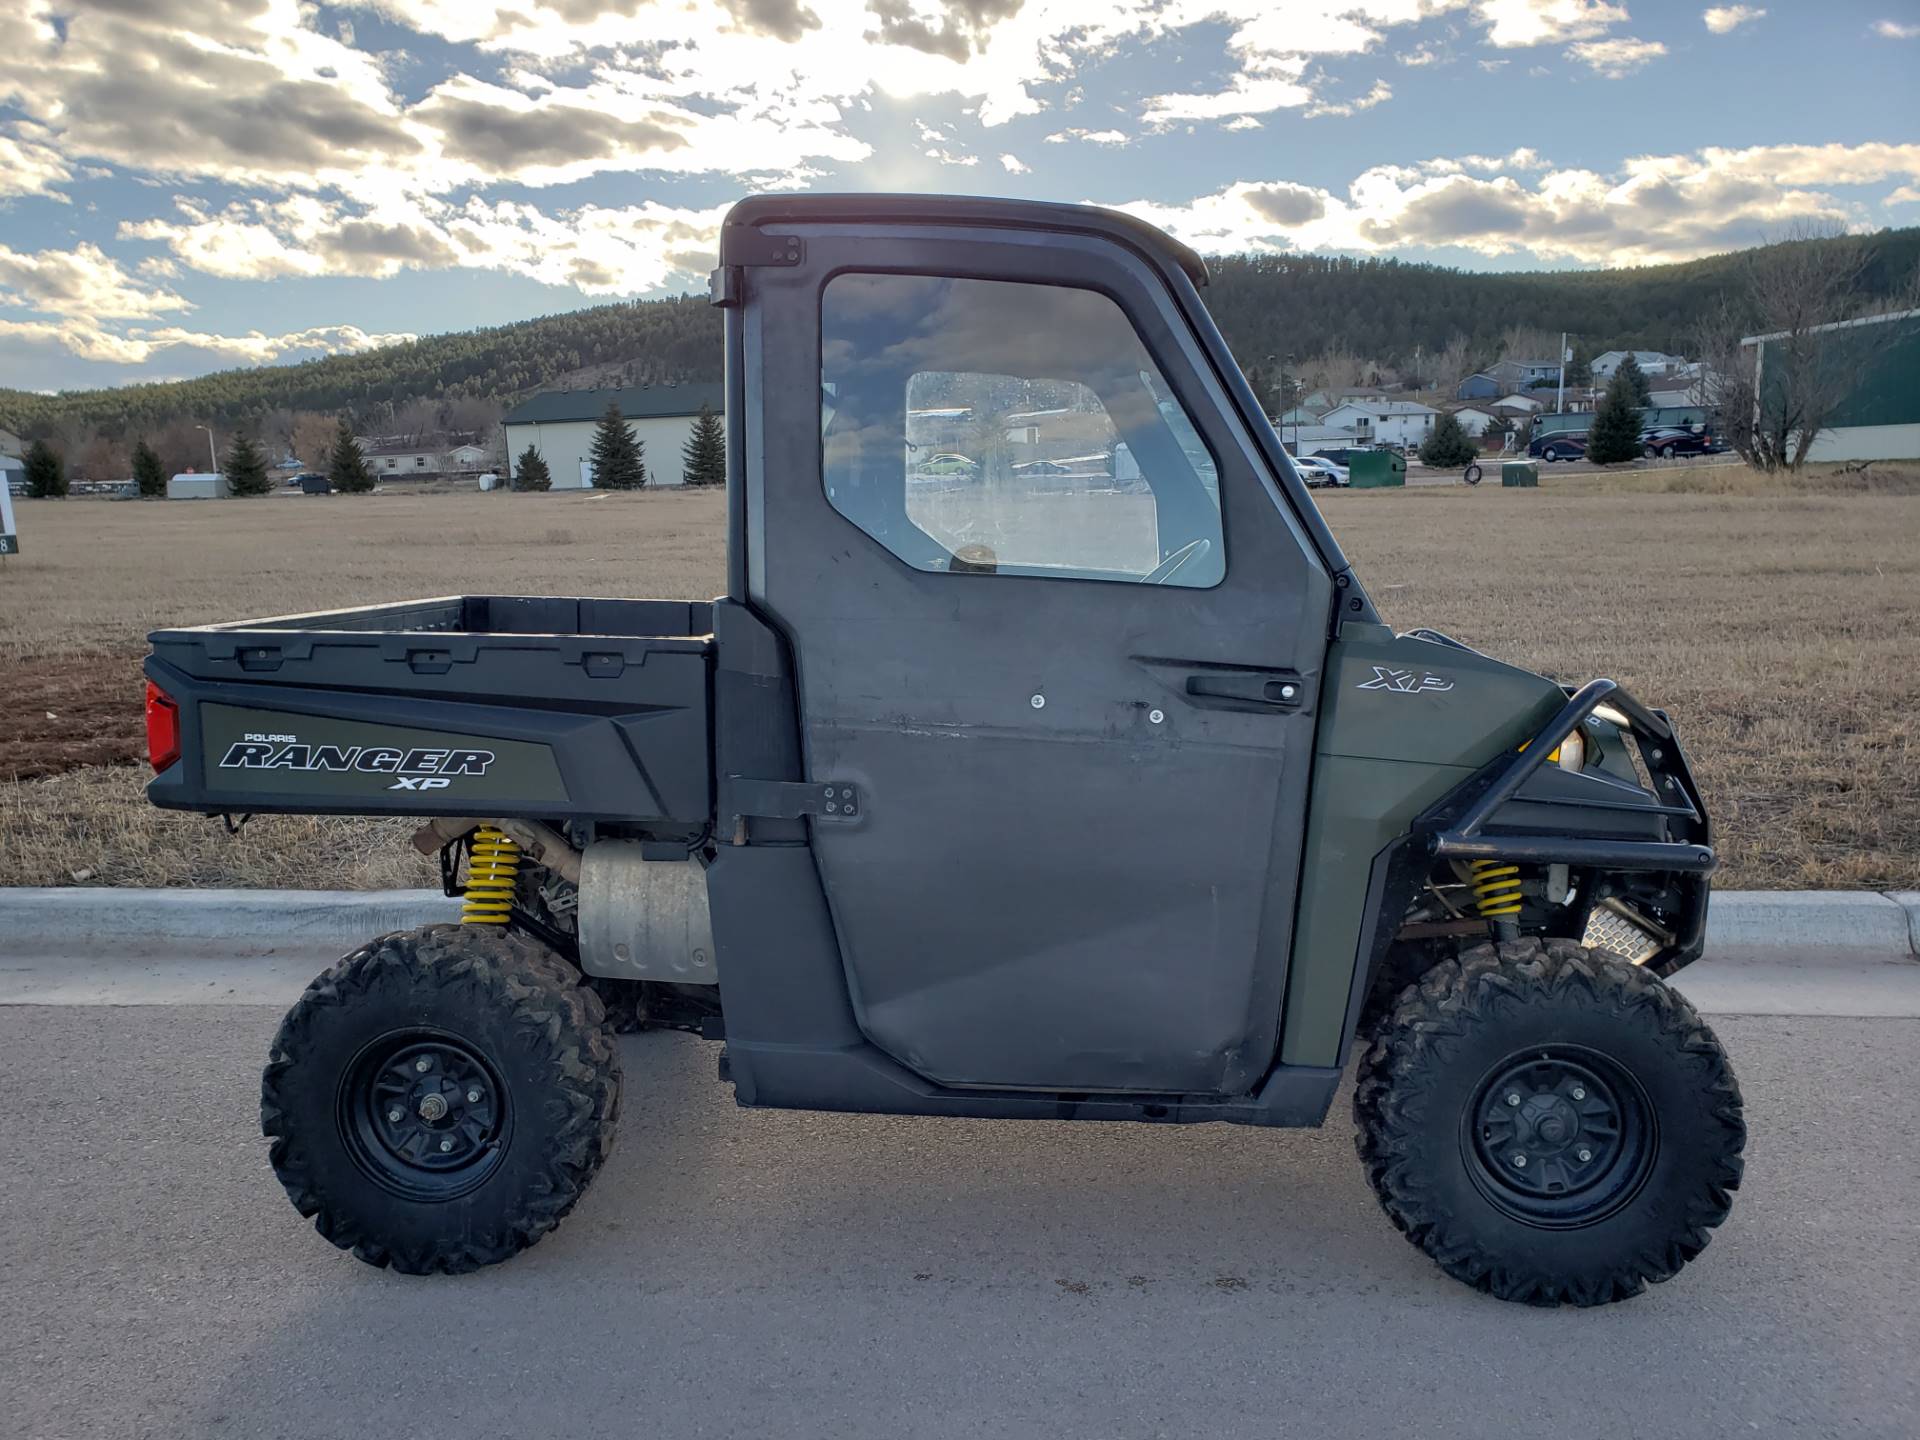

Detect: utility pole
1286,352,1296,452
196,423,217,474
1557,332,1568,414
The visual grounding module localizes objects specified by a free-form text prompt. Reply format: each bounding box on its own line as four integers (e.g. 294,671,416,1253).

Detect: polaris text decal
1357,666,1455,694
219,732,496,791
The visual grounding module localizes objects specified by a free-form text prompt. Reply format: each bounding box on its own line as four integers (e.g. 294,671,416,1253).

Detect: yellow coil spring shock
1469,859,1524,919
461,825,520,925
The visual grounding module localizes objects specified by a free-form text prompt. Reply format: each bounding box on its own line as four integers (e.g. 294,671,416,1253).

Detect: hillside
5,225,1916,442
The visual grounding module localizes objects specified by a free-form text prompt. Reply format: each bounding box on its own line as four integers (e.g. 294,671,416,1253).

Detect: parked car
1639,427,1723,459
917,453,978,476
1529,433,1587,462
1292,456,1349,488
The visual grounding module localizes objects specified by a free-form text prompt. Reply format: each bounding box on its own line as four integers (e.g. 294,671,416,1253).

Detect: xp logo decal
1357,666,1455,695
218,732,496,791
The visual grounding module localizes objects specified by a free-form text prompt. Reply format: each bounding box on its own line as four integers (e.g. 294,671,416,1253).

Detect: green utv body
144,195,1743,1304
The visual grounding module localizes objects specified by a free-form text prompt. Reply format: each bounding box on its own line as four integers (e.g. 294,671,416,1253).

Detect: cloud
1566,36,1667,76
1872,19,1920,39
1702,6,1765,33
0,242,187,319
0,316,414,366
1475,0,1627,47
1045,128,1129,145
1110,140,1920,267
723,0,823,42
0,132,73,201
1305,79,1392,118
999,153,1030,173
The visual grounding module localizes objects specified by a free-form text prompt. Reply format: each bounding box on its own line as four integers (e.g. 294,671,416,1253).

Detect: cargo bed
144,595,715,828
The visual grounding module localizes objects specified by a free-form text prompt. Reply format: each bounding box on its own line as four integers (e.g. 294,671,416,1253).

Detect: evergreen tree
1585,374,1643,465
132,439,166,497
513,443,552,491
24,438,68,497
1418,411,1479,467
223,432,273,495
680,401,725,486
1614,351,1652,406
588,401,645,489
328,418,376,493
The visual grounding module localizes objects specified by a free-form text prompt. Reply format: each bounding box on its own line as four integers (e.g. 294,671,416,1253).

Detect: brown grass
2,473,1916,890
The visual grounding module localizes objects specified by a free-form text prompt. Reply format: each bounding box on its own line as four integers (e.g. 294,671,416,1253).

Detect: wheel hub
340,1032,510,1201
1464,1047,1655,1228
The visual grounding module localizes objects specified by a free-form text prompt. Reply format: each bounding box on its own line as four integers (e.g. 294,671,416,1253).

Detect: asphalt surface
3,962,1918,1439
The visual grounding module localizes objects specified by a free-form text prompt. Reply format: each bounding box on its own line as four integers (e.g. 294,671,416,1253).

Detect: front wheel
1354,938,1744,1305
261,924,622,1274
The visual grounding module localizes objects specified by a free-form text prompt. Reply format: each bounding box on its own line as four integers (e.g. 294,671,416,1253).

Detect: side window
821,273,1223,587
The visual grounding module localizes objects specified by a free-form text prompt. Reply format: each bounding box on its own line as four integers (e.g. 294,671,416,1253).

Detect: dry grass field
3,469,1917,891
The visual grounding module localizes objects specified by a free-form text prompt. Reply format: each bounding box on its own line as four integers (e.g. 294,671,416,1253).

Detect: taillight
145,680,181,773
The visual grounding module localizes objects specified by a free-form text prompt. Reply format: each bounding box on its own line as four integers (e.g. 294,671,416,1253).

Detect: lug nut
1577,1147,1593,1163
1511,1153,1528,1168
439,1139,454,1153
1571,1086,1586,1101
415,1057,430,1073
1506,1093,1521,1107
467,1090,481,1103
388,1107,404,1123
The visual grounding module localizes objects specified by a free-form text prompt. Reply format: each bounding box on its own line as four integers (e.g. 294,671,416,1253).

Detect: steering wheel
1144,537,1212,585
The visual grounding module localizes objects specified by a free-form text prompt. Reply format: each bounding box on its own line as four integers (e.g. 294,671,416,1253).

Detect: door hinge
724,777,862,822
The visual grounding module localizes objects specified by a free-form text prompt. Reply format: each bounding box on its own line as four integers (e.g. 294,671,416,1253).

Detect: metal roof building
501,383,724,490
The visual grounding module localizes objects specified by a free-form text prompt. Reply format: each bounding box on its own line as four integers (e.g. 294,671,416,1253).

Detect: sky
1,0,1917,392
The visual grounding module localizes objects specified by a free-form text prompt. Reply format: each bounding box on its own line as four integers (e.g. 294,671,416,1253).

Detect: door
744,217,1334,1095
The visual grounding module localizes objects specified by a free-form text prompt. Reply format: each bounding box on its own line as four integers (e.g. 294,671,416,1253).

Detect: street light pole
195,424,217,474
1286,352,1296,452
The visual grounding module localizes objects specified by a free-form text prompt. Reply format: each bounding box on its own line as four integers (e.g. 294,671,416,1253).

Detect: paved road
3,951,1918,1439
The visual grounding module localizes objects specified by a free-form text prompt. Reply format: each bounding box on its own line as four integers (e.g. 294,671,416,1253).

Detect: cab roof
719,193,1210,288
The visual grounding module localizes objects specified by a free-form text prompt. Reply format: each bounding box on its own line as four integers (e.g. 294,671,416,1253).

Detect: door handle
1182,668,1305,711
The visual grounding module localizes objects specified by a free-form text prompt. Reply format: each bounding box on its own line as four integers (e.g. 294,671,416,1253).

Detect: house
1275,405,1327,427
1739,308,1920,461
1456,372,1501,401
1647,376,1702,408
501,382,725,489
1448,405,1502,438
357,443,444,476
1319,399,1440,449
1486,359,1562,392
1591,350,1687,381
1494,393,1543,414
444,443,493,472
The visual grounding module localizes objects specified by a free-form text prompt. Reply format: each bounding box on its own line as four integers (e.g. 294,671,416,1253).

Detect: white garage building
501,382,724,490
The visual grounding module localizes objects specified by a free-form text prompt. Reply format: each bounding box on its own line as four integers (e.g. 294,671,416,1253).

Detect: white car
1292,456,1350,488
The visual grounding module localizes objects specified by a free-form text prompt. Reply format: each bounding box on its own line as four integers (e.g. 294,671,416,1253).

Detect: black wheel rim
1461,1045,1656,1229
338,1029,511,1202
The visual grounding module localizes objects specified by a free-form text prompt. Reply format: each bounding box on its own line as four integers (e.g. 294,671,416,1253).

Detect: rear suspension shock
461,825,520,925
1468,859,1524,921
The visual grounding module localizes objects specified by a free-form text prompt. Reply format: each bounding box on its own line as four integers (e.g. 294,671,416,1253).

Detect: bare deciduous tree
1695,222,1920,471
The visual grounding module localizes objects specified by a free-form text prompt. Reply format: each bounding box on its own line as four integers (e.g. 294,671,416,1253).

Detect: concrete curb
0,886,1915,960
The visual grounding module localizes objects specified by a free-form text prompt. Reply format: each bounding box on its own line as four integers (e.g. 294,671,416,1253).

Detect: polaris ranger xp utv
143,195,1743,1305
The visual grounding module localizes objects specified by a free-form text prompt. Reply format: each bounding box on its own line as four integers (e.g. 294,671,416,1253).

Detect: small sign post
0,479,19,558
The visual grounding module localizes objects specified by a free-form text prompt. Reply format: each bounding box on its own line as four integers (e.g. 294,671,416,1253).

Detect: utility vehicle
143,194,1743,1305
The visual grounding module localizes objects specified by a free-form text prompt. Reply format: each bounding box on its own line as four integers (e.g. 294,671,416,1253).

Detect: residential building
1486,358,1562,392
357,443,444,476
1448,405,1501,438
1591,350,1687,381
1455,372,1501,400
1281,423,1363,457
501,382,725,489
1647,377,1702,409
1494,392,1543,414
1275,405,1327,427
444,443,494,472
1739,308,1920,461
1319,400,1440,449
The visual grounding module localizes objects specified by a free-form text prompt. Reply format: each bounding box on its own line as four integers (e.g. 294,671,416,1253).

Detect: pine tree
680,401,725,486
24,439,68,497
132,439,166,497
588,401,645,489
223,432,273,496
1418,411,1478,467
1614,351,1652,406
1585,373,1643,465
513,443,552,492
328,418,375,493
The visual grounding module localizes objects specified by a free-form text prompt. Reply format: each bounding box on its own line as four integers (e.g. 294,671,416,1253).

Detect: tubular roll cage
1427,678,1716,876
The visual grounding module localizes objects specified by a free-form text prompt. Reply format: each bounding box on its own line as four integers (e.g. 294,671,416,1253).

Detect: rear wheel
1353,938,1744,1305
262,924,621,1274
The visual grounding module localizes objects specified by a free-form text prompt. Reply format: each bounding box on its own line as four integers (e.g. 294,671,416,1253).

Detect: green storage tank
1349,451,1407,488
1501,462,1539,488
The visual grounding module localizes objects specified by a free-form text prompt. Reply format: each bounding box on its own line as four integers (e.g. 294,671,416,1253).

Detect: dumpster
1349,450,1407,488
1501,461,1539,488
